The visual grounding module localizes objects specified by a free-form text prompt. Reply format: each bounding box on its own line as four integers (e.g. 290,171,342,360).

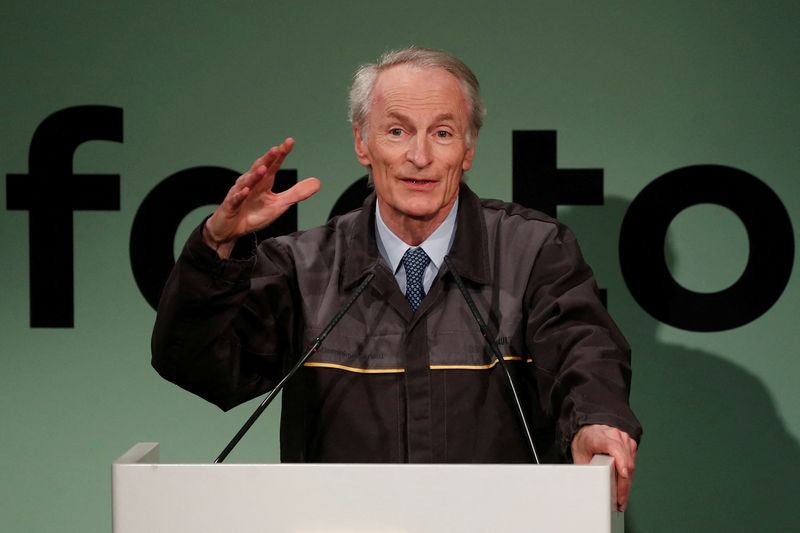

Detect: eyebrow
386,111,458,124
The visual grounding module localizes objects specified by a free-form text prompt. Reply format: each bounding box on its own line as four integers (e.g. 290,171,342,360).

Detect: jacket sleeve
524,224,642,457
151,224,296,411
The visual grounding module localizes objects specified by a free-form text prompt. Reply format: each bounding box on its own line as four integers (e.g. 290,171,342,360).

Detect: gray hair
348,47,486,141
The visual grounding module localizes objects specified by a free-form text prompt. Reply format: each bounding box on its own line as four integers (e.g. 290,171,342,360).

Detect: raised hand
203,138,321,258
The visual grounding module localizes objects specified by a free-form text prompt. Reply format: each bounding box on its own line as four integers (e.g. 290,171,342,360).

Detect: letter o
619,165,794,332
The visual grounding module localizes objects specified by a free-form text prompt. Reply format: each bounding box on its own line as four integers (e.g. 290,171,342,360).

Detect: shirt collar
375,197,459,273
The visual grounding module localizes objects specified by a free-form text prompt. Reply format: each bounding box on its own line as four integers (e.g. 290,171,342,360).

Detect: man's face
353,64,475,229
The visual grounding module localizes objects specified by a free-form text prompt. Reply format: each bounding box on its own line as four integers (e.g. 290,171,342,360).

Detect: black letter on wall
619,165,794,332
512,130,604,217
130,167,298,310
6,106,122,328
328,174,371,220
512,130,608,305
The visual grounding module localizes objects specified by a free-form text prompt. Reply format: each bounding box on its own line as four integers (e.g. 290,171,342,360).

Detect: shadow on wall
560,196,800,533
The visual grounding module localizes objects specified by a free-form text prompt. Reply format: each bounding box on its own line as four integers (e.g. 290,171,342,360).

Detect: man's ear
461,137,477,172
353,125,371,167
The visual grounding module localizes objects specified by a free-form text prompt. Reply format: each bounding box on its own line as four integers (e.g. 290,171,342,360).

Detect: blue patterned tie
402,247,430,312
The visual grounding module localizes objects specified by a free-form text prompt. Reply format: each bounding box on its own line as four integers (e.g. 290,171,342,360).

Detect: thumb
279,177,321,206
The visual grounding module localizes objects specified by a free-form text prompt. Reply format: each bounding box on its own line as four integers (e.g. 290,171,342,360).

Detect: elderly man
153,47,641,510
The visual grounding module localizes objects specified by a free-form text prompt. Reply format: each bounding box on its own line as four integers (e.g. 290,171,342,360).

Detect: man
153,48,641,510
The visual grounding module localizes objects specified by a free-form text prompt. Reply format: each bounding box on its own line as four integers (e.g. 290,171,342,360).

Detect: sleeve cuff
182,220,257,283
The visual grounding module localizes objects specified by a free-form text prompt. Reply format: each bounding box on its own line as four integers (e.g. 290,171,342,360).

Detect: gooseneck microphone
444,256,541,464
214,272,376,463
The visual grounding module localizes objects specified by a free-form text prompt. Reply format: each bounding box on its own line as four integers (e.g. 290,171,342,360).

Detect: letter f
6,106,122,327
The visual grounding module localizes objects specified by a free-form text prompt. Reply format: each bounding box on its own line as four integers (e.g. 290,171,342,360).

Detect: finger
240,178,320,234
265,137,295,175
628,438,638,460
223,166,267,211
248,147,276,174
612,439,634,478
616,470,632,512
276,177,321,206
611,442,635,512
227,186,251,209
248,138,290,174
235,165,268,191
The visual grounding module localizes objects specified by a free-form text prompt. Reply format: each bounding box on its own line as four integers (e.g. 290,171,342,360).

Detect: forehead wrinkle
378,95,467,126
369,66,471,129
383,109,459,123
379,92,455,112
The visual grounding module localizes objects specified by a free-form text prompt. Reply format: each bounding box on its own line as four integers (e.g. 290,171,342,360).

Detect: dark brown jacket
152,184,642,463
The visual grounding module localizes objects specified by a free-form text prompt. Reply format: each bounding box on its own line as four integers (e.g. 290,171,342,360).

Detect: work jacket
152,184,642,463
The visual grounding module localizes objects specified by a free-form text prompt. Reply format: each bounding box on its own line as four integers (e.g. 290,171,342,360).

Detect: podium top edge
114,443,159,464
114,444,614,470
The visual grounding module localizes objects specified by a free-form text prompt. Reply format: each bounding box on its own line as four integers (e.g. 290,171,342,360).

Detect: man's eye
436,130,452,138
389,128,403,136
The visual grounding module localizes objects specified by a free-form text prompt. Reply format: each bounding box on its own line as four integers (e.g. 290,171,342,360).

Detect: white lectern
113,443,622,532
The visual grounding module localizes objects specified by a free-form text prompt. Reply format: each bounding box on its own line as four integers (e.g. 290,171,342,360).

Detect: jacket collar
341,192,384,289
445,184,492,285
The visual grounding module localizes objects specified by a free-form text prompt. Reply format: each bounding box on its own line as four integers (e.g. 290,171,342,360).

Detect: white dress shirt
375,198,459,294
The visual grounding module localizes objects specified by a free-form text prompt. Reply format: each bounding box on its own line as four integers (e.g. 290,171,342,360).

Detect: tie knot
402,248,430,312
402,247,430,273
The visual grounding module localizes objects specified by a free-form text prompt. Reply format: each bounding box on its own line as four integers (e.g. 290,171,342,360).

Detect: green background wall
2,2,797,531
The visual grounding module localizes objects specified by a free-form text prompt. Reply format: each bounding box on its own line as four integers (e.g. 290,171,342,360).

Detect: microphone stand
444,256,540,464
214,272,375,463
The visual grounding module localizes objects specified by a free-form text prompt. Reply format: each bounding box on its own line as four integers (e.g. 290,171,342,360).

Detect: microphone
443,256,541,464
214,271,376,463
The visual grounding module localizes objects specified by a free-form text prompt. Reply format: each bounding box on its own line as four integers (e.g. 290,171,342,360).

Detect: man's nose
406,135,432,168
